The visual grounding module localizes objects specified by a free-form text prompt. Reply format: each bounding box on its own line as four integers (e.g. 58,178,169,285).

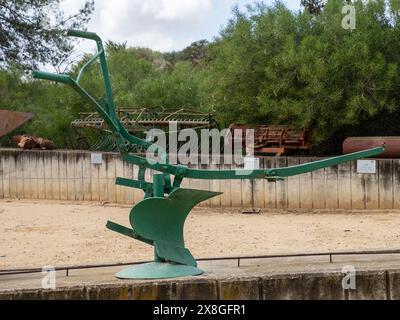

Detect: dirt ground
1,199,400,269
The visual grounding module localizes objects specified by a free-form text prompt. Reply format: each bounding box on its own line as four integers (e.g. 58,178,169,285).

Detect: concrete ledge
86,284,130,300
1,268,397,300
387,269,400,300
347,270,387,300
131,282,173,300
172,279,218,300
219,277,260,300
302,272,345,300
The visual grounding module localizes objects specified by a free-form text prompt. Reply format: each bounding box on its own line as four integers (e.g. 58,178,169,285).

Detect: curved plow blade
130,188,222,266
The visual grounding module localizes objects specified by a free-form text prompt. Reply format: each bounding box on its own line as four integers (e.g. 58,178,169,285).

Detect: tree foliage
205,0,400,153
301,0,327,14
0,0,94,70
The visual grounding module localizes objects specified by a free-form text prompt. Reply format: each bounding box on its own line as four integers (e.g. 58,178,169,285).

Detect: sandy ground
1,199,400,269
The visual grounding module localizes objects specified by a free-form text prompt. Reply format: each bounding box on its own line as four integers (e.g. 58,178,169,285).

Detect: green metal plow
33,30,386,279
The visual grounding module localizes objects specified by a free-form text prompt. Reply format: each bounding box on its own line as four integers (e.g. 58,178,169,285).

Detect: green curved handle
32,71,74,84
67,29,101,42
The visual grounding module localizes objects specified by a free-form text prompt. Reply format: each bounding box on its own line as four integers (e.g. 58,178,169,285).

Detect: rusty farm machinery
72,107,214,152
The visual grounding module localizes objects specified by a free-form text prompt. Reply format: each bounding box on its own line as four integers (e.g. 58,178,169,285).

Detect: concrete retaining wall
1,269,399,300
0,148,399,209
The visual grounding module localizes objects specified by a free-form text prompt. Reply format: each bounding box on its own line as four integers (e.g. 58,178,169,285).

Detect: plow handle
32,71,73,84
67,30,101,42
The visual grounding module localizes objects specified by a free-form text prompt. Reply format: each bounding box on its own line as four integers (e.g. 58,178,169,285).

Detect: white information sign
244,157,260,170
91,153,103,165
357,160,376,174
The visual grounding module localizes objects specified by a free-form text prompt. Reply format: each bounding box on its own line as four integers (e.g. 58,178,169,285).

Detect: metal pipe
153,173,164,197
2,248,400,277
76,50,103,83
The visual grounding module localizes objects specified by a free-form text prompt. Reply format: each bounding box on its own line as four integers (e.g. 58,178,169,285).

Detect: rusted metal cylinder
343,137,400,158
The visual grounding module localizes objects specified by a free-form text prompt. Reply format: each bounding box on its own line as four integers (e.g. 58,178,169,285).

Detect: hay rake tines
72,107,213,152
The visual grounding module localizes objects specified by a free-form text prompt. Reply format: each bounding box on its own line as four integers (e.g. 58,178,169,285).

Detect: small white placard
244,157,260,170
91,153,103,165
357,160,376,174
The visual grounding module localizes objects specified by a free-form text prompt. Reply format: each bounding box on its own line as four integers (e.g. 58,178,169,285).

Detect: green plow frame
33,30,386,279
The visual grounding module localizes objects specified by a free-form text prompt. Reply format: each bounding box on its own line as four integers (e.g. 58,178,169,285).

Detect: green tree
0,0,94,69
203,0,400,153
301,0,326,14
0,66,78,147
